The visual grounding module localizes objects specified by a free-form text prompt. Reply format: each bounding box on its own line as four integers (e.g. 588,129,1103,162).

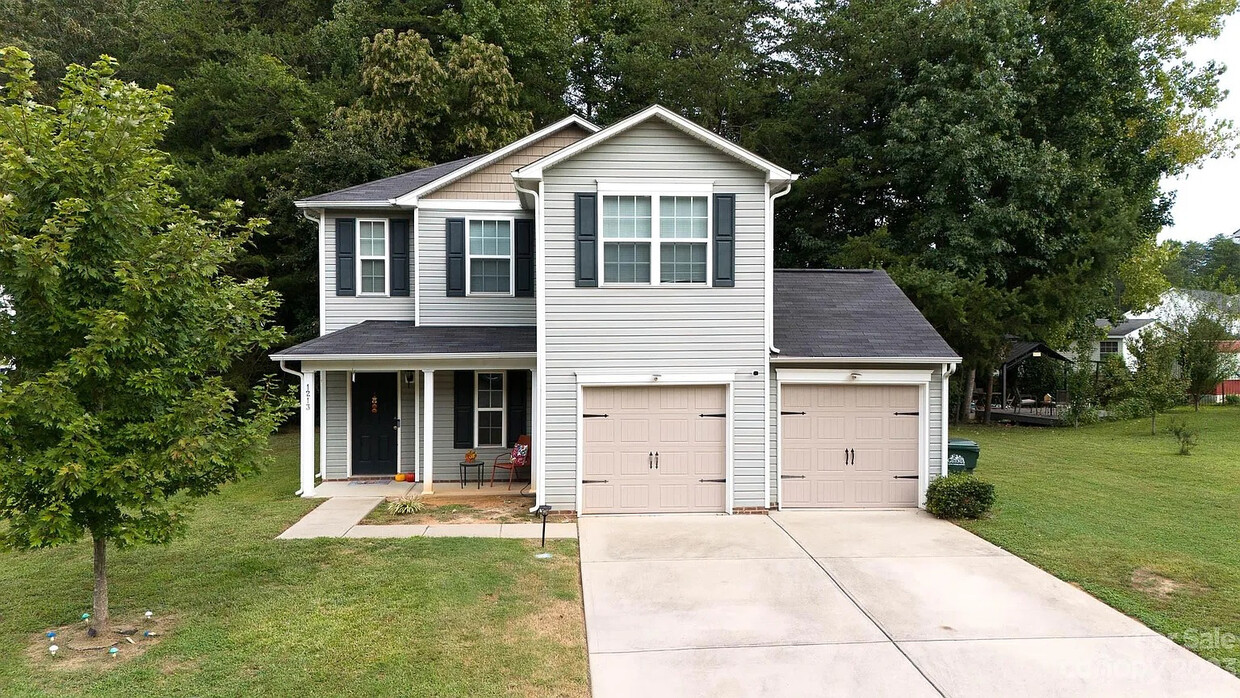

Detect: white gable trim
391,115,599,206
512,105,796,184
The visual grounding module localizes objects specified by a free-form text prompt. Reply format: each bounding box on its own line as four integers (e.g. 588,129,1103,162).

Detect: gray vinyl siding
322,210,415,333
540,119,770,511
418,209,535,326
767,363,948,506
324,371,349,479
399,371,417,474
428,370,533,484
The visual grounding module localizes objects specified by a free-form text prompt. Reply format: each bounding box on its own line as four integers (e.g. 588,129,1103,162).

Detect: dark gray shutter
514,218,534,297
574,193,598,287
390,217,410,296
446,218,466,297
335,218,356,296
453,371,474,448
506,370,528,446
713,194,736,287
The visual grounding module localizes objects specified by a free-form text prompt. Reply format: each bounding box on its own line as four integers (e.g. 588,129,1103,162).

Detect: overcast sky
1160,16,1240,243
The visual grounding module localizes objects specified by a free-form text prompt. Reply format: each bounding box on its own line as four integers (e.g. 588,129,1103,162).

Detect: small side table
459,460,482,489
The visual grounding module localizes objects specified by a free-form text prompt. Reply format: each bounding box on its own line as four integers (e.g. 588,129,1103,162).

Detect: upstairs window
468,219,513,295
1099,340,1120,355
599,194,710,286
358,220,388,295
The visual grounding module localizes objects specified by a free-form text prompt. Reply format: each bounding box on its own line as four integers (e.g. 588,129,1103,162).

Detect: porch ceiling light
1032,351,1042,358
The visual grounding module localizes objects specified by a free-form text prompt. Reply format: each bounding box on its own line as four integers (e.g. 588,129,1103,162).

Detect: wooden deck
983,407,1062,426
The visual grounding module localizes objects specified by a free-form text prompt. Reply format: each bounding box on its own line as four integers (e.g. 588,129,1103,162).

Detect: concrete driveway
579,511,1240,698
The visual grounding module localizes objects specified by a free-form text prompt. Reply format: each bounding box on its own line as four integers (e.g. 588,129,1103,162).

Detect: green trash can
947,438,980,473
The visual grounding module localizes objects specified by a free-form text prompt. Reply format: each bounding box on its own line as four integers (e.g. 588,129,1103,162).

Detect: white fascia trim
513,105,795,184
771,355,962,365
597,179,714,196
574,371,736,386
776,368,934,384
416,199,527,212
393,115,600,206
274,352,537,362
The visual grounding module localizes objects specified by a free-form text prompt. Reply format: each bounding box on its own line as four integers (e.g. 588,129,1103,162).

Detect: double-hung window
358,219,388,295
476,372,505,447
599,191,710,286
1099,340,1120,356
468,219,513,295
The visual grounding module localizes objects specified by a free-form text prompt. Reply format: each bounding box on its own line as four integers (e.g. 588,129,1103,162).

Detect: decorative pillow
512,443,529,464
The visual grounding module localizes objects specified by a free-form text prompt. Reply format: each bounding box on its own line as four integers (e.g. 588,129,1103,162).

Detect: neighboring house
271,105,960,514
1146,288,1240,333
1091,318,1156,368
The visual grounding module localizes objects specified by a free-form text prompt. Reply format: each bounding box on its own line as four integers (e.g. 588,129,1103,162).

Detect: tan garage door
781,384,920,508
581,385,727,514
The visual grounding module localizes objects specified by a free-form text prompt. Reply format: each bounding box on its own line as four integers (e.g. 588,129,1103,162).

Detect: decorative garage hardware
698,478,726,483
892,475,919,479
843,448,854,464
582,479,610,484
781,410,807,416
582,413,610,418
893,411,919,416
646,451,661,469
780,475,807,479
655,452,659,469
699,412,727,418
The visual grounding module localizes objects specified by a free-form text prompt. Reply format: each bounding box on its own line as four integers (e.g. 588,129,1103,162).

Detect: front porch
271,322,539,500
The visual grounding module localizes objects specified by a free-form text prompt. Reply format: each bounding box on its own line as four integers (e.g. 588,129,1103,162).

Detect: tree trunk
91,535,108,635
984,369,995,424
960,367,976,422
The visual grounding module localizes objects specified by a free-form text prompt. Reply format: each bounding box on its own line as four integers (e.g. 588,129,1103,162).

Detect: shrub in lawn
925,473,996,519
388,496,428,515
1225,395,1239,406
1167,421,1199,456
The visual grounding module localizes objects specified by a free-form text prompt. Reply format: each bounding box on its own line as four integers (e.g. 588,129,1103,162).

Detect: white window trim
596,192,713,288
475,371,507,448
356,218,389,297
465,216,516,297
1099,340,1120,355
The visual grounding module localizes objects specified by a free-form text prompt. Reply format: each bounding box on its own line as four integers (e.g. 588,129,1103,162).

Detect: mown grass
955,405,1240,674
0,431,589,697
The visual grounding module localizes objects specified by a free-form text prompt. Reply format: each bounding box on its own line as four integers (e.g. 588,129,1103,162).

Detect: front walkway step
277,497,382,539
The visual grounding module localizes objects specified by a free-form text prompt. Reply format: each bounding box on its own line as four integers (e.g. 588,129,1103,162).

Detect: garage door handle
894,411,919,416
655,452,659,469
649,452,653,469
892,475,918,479
850,448,855,464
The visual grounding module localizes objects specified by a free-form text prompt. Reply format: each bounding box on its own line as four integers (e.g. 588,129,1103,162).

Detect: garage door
581,385,727,514
781,384,920,508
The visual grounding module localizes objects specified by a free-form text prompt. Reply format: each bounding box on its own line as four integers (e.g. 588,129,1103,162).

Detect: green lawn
955,406,1240,674
0,432,589,697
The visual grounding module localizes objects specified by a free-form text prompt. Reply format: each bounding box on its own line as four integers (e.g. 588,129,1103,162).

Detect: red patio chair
491,435,531,489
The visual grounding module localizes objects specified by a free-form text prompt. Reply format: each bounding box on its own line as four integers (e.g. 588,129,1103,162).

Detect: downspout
513,177,545,510
279,360,308,496
766,177,795,511
767,179,794,356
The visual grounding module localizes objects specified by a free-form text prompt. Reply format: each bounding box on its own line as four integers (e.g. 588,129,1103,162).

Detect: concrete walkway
580,511,1240,698
277,497,577,540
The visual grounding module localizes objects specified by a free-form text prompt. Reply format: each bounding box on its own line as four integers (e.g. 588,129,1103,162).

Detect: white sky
1160,16,1240,242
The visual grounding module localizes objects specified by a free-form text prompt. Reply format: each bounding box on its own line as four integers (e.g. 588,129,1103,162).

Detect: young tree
0,49,294,634
1128,331,1185,434
1167,298,1240,410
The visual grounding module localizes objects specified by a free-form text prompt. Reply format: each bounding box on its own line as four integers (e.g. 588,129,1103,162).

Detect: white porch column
299,369,316,497
422,369,435,494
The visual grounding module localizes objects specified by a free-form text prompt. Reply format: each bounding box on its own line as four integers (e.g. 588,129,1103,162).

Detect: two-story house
271,105,960,514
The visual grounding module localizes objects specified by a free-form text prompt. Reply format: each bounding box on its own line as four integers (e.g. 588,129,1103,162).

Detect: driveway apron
578,511,1240,698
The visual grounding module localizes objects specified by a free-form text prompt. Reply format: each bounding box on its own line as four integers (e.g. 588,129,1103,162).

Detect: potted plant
464,449,477,463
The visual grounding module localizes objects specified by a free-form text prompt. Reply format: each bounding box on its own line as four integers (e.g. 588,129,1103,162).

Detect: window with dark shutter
574,193,598,287
335,218,356,296
453,370,473,448
390,217,410,296
506,370,528,446
514,218,534,297
446,218,466,297
712,194,735,287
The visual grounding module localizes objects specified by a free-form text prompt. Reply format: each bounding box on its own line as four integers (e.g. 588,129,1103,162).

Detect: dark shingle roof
1101,318,1155,337
272,322,535,358
297,156,484,204
1003,340,1071,366
773,270,959,360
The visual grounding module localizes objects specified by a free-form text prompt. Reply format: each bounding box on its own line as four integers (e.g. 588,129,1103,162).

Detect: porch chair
491,435,531,490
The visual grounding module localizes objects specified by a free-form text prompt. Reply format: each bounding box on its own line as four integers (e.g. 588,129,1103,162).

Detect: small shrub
925,473,996,519
1224,394,1239,406
1108,398,1146,422
387,496,428,515
1167,421,1199,456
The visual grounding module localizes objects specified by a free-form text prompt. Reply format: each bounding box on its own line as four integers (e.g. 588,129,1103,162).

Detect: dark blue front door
352,372,398,475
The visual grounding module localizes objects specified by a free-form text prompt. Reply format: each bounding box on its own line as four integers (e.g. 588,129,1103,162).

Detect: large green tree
0,49,294,633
